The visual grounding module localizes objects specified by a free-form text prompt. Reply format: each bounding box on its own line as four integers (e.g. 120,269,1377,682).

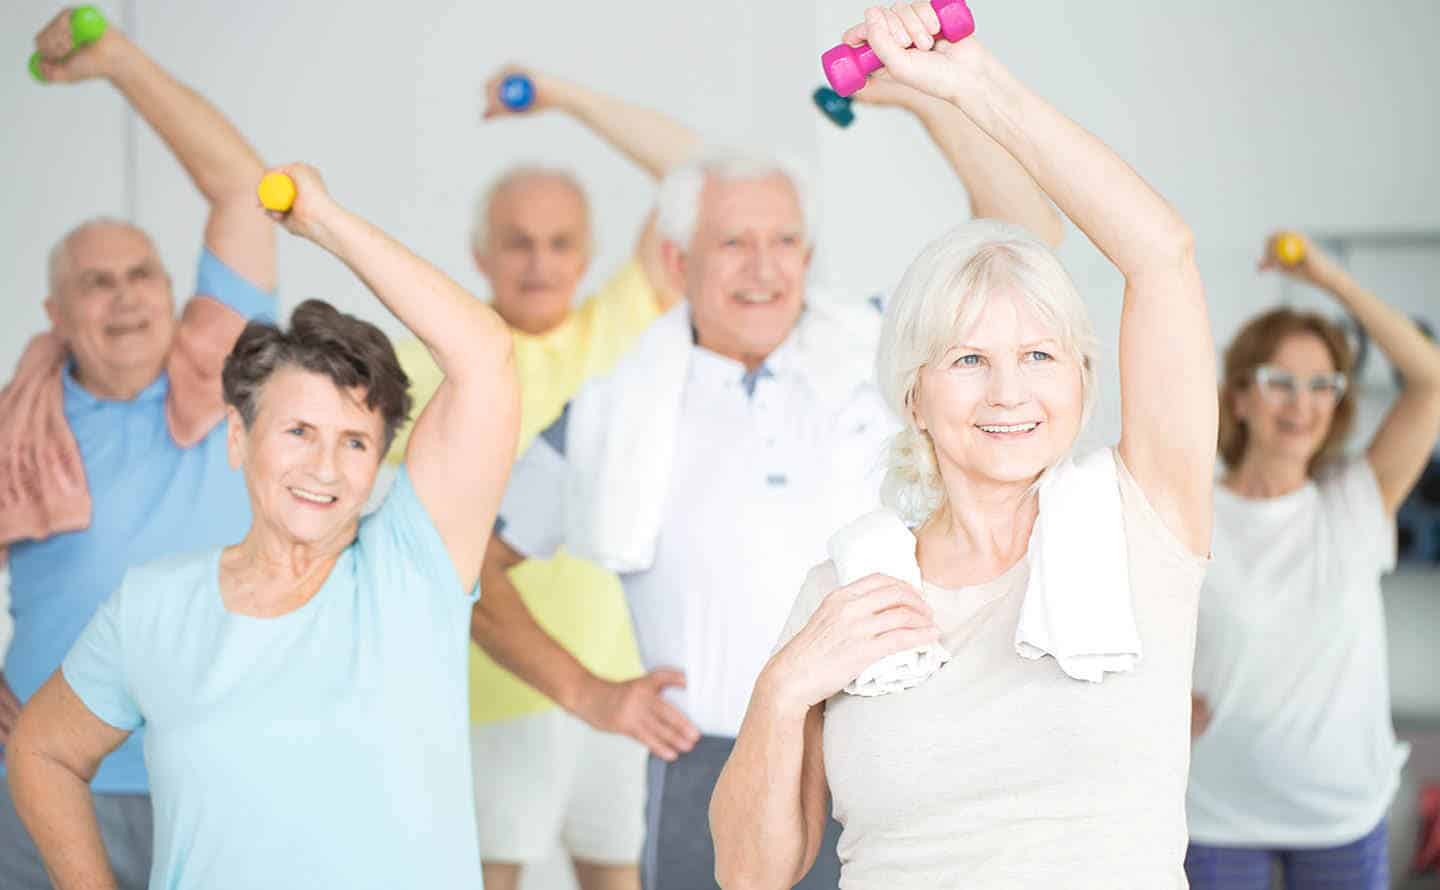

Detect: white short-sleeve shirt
499,336,897,738
1187,457,1409,847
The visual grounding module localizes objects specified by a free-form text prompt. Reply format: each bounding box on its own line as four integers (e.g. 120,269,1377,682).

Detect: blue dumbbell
499,74,535,112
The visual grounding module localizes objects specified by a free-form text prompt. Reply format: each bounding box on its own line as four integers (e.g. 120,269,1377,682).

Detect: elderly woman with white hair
712,6,1215,889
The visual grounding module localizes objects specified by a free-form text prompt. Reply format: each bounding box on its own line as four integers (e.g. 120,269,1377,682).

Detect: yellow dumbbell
1274,233,1306,267
257,172,296,213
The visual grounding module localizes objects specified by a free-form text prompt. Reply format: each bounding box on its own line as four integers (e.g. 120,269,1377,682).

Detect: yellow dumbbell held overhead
1275,233,1306,267
258,172,296,213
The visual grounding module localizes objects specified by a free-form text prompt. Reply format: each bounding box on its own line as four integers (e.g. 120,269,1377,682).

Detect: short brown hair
222,299,412,451
1218,307,1355,474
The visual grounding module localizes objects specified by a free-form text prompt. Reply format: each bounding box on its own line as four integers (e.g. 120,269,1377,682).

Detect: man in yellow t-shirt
386,67,694,890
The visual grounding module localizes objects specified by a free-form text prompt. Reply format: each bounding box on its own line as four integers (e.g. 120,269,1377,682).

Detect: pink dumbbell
821,0,975,98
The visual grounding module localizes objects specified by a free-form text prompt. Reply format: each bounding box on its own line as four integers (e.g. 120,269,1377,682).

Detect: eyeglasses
1253,365,1348,405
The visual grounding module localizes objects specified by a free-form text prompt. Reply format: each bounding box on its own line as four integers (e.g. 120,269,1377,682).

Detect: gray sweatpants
0,780,152,890
642,735,843,890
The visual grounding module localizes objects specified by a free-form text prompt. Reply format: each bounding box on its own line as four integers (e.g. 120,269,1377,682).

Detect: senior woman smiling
712,5,1216,889
6,165,518,889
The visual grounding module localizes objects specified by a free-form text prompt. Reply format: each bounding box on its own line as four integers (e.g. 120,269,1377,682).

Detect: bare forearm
711,672,816,888
944,45,1190,278
544,76,699,180
913,98,1062,247
9,755,116,890
314,206,511,378
469,571,599,715
1319,266,1440,393
102,32,262,206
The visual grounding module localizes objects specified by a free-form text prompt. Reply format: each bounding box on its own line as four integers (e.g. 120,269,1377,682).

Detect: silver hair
654,147,817,249
47,217,154,300
470,165,593,254
875,220,1100,524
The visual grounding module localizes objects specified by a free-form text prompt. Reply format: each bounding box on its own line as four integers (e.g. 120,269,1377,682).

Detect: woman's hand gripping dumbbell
821,0,974,97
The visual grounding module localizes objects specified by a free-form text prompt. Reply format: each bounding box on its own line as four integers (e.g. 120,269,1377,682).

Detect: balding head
471,167,592,255
48,218,161,303
44,217,176,399
471,167,593,336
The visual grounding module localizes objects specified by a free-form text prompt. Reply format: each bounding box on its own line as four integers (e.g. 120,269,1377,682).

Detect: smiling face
475,174,591,336
45,221,176,396
912,288,1085,488
668,173,811,370
1231,332,1343,467
228,365,385,548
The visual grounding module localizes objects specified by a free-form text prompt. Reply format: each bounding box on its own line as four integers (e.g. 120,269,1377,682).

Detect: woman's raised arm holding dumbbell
711,5,1214,887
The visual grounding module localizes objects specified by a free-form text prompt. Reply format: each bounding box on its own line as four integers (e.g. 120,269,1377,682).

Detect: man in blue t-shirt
0,9,277,888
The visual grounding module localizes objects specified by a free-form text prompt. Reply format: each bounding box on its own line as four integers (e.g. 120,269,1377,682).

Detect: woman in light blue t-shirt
7,165,520,890
1186,232,1440,890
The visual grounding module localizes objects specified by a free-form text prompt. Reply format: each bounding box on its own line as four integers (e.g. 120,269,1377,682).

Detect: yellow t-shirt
387,259,662,724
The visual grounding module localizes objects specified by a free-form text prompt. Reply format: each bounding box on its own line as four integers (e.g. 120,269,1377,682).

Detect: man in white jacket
471,80,1063,890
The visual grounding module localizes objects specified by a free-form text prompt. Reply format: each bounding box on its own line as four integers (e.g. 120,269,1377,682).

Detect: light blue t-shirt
63,468,483,889
4,249,274,794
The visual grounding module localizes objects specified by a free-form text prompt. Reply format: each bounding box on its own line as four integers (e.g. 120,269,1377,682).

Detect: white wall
5,1,1439,362
4,2,1438,886
8,0,1437,446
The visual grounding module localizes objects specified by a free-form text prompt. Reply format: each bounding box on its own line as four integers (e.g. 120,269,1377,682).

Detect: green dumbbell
29,6,108,83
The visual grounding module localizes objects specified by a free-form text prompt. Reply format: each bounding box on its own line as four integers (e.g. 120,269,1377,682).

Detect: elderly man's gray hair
654,148,817,250
470,166,593,254
47,217,158,299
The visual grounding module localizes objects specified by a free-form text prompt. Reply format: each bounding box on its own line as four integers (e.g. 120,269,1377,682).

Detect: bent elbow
711,821,799,890
1161,221,1197,271
713,859,775,890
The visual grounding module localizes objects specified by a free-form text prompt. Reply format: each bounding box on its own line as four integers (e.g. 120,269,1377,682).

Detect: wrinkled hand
260,163,341,245
1190,693,1212,741
576,668,699,762
0,674,22,758
481,65,551,120
767,573,939,713
33,7,118,83
840,3,983,104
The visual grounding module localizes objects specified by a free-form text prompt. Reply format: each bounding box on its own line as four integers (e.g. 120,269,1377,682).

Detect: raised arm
266,166,519,589
846,5,1215,555
851,76,1063,247
1263,234,1440,513
34,8,273,289
481,66,700,290
482,66,700,180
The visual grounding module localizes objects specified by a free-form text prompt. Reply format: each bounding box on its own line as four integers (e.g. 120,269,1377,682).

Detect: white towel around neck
563,297,881,574
826,448,1139,692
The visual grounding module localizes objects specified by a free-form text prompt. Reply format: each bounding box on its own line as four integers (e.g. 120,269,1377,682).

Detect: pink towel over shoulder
0,294,248,551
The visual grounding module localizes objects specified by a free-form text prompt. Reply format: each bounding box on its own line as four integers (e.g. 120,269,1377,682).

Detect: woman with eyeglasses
1185,232,1440,890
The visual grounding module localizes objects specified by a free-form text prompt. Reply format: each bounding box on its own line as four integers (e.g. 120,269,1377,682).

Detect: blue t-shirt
62,468,483,889
4,249,274,794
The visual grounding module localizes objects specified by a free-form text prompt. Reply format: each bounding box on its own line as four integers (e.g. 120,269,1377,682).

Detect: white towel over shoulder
825,448,1139,693
564,297,881,574
1014,448,1139,683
